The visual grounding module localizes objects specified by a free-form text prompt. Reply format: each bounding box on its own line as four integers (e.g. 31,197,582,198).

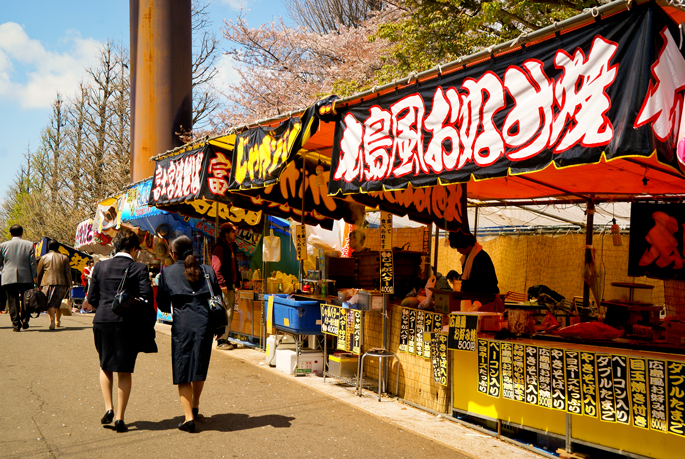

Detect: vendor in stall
448,231,499,294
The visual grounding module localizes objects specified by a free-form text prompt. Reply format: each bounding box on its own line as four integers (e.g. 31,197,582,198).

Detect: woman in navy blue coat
156,235,222,433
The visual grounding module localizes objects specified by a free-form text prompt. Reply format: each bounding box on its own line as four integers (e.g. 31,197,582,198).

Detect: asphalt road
0,312,470,459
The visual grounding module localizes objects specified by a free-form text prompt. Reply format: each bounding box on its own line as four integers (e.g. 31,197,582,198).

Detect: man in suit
0,225,38,331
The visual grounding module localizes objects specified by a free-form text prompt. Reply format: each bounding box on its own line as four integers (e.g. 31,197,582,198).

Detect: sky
0,0,290,201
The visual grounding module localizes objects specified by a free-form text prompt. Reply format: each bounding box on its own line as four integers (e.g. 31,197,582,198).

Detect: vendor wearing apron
448,231,499,295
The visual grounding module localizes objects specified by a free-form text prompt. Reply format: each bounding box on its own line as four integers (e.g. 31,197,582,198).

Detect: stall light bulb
315,164,324,187
611,218,622,246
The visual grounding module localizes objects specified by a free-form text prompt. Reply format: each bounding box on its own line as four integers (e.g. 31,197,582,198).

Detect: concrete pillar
129,0,192,183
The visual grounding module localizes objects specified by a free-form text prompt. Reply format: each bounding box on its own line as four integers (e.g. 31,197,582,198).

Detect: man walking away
0,225,38,332
37,240,72,329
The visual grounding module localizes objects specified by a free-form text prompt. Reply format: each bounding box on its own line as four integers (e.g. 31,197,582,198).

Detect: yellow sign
380,211,392,251
267,295,274,335
295,225,307,260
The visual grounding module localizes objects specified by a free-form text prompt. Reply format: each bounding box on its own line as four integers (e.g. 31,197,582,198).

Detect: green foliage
375,0,603,83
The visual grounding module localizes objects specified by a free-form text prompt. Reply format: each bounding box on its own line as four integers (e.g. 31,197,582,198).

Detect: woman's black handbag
202,266,228,329
112,262,146,315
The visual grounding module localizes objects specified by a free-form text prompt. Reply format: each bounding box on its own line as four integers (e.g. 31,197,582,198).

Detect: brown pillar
129,0,192,183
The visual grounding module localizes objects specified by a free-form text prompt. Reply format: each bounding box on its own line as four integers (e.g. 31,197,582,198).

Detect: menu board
423,313,434,359
580,352,598,418
612,355,630,425
337,307,348,351
648,359,668,433
352,310,362,355
525,345,539,405
407,309,417,354
469,340,685,436
447,314,478,352
629,358,649,429
667,361,685,436
399,308,409,352
513,344,525,403
538,347,552,409
379,250,394,294
431,333,448,386
477,339,489,394
320,304,362,355
551,348,566,411
565,350,582,415
488,341,501,398
501,343,514,400
320,304,339,335
416,311,425,357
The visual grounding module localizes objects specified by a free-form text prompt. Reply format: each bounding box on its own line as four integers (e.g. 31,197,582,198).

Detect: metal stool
358,349,400,401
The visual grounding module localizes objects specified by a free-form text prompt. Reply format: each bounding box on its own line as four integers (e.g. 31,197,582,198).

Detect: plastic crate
264,294,324,335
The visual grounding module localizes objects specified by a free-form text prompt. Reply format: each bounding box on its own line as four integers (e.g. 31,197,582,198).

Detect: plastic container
276,349,324,375
265,334,296,367
264,294,324,335
328,353,358,379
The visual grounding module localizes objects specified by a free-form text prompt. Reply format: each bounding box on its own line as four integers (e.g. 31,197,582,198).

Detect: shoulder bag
112,262,147,316
202,266,228,329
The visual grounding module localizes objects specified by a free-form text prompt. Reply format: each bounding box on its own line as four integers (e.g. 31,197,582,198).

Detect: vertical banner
525,346,539,405
352,310,362,355
477,339,489,394
337,309,347,351
629,358,649,429
565,350,582,415
513,344,525,403
415,310,425,357
488,341,501,398
667,361,685,436
407,309,417,354
267,295,274,335
551,348,567,411
432,333,448,386
295,225,307,261
501,343,514,401
580,352,598,418
538,347,553,409
597,354,617,422
423,313,434,359
380,211,393,251
380,250,394,294
612,355,630,425
648,359,668,433
399,308,409,352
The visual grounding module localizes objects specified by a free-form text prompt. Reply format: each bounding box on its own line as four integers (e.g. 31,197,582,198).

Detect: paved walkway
0,312,542,459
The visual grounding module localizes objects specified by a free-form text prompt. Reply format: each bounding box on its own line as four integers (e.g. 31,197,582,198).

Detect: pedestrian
82,259,94,293
0,224,37,332
37,240,71,329
156,235,221,433
211,222,240,350
86,228,156,433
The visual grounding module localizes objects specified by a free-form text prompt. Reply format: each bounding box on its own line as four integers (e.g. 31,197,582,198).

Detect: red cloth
211,242,238,289
81,266,91,287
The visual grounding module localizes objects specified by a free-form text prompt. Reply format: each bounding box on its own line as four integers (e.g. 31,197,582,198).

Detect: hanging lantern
611,218,623,246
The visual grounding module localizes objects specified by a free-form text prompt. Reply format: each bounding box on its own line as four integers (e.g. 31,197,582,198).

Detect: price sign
648,359,668,433
320,304,340,336
447,313,477,352
629,358,648,429
295,224,307,260
379,250,394,294
580,352,598,418
566,350,582,415
538,347,552,409
380,211,393,251
525,346,539,405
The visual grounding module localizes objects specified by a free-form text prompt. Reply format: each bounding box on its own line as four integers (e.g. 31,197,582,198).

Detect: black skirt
93,322,140,373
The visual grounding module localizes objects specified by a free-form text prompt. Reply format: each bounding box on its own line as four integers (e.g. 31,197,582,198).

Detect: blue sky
0,0,289,201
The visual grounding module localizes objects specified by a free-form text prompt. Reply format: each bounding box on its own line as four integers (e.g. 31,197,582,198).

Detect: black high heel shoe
114,420,128,433
101,410,114,424
192,407,199,418
178,419,196,433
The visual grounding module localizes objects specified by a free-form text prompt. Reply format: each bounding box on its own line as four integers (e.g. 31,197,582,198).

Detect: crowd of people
0,224,238,434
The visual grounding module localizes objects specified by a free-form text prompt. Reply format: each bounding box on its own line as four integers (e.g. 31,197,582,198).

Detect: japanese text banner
329,2,685,196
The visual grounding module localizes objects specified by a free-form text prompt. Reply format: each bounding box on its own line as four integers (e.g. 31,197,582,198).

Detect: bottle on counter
321,281,327,298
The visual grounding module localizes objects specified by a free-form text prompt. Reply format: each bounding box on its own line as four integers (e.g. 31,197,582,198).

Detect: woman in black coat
87,228,156,433
156,235,221,433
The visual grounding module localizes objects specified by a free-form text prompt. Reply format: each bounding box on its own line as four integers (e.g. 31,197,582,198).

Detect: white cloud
216,0,249,9
0,22,101,109
214,53,244,92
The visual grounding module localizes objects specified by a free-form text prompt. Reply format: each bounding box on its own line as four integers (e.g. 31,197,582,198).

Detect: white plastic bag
263,229,281,262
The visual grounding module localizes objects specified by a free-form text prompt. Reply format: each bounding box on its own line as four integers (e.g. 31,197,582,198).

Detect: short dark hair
219,222,237,236
113,228,140,253
48,240,60,252
446,270,460,282
9,224,23,237
448,230,476,249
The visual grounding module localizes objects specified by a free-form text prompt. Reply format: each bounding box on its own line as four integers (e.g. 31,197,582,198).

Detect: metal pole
432,224,439,274
565,413,572,453
582,200,595,322
299,154,306,286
